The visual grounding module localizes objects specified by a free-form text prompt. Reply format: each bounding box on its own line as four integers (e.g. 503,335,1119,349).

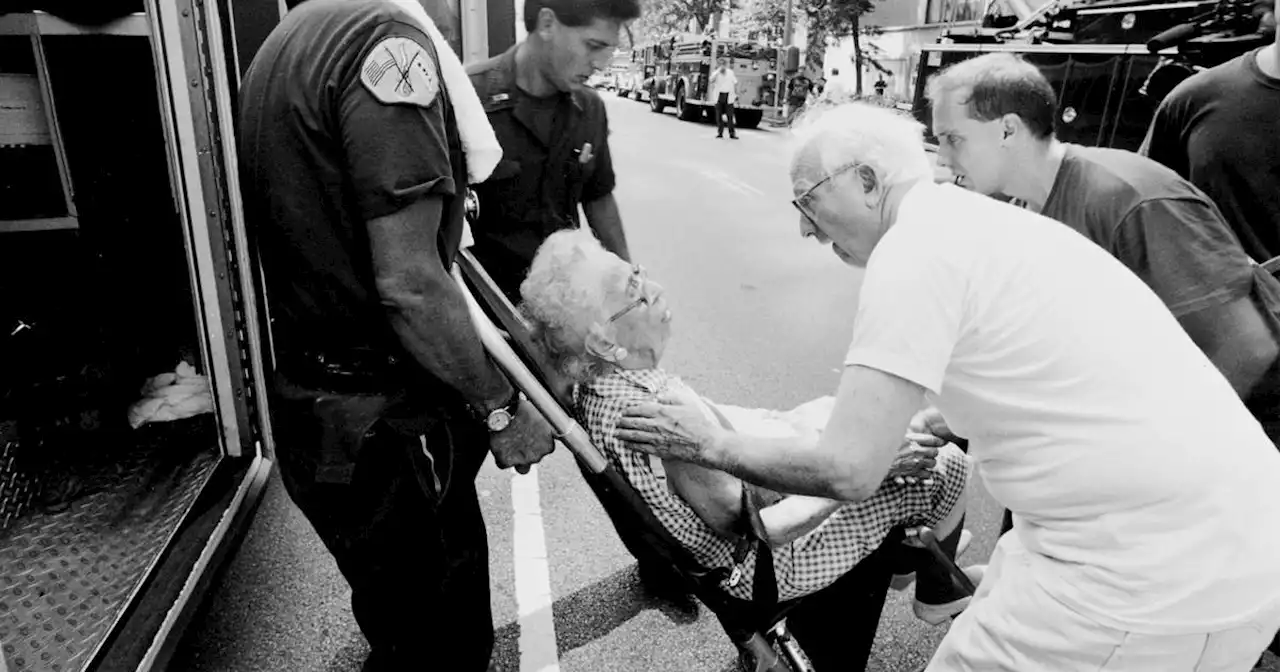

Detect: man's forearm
385,274,513,411
704,433,865,501
584,194,630,261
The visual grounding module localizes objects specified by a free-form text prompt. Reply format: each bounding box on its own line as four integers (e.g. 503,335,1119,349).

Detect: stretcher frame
450,248,974,671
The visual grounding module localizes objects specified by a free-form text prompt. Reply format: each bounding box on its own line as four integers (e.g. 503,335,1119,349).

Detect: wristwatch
483,390,523,432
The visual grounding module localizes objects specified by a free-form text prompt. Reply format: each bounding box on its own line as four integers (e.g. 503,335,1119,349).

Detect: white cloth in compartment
127,361,214,429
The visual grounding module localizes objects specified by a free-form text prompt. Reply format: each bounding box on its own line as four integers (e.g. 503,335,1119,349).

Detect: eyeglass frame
790,162,864,225
606,264,654,324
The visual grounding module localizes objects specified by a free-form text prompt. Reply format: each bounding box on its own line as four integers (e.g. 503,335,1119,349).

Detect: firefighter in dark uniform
465,0,641,302
237,1,555,670
462,0,697,598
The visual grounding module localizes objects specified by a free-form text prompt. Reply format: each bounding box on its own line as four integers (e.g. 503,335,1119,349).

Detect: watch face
487,409,512,432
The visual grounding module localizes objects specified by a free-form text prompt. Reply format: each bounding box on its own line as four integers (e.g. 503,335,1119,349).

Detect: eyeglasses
606,264,654,324
791,162,862,225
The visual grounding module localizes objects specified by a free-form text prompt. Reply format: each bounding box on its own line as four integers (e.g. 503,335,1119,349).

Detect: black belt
276,349,411,395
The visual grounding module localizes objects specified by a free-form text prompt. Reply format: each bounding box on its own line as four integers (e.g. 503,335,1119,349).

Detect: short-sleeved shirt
845,181,1280,635
1140,48,1280,263
238,0,466,362
465,46,616,297
1041,144,1257,317
788,76,810,103
1041,144,1280,420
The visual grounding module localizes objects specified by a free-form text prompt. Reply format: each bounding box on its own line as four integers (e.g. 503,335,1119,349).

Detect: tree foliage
802,0,873,73
631,0,738,44
629,0,880,83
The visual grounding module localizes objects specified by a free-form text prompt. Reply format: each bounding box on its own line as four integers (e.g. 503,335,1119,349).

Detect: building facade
824,0,1047,101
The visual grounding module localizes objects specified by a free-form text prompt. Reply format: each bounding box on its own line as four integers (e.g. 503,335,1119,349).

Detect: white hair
789,102,932,190
519,228,628,383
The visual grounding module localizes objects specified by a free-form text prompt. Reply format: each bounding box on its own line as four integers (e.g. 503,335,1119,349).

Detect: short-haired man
616,102,1280,671
927,53,1280,442
239,1,556,669
1141,2,1279,263
466,0,640,300
709,57,739,139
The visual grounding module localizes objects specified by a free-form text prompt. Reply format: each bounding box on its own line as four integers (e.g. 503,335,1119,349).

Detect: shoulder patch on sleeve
360,36,439,108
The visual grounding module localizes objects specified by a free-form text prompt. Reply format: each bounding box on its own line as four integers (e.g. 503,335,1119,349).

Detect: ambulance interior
1,21,233,671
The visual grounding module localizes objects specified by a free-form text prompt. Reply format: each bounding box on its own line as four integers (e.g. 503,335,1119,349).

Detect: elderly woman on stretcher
519,228,983,622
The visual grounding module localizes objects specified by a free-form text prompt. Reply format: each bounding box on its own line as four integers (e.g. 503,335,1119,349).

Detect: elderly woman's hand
616,391,725,465
887,432,943,486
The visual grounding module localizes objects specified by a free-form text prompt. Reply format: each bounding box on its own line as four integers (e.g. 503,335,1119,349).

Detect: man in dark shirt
238,1,554,669
1140,7,1279,263
926,52,1280,442
465,0,639,301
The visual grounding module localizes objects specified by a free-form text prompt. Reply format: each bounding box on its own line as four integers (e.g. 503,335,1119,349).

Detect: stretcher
450,248,975,671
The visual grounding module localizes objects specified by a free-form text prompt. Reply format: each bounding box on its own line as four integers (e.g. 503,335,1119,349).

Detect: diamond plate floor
0,424,219,672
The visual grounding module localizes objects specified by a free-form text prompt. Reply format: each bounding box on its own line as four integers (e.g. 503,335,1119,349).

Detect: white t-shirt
845,180,1280,635
710,68,737,99
823,76,851,99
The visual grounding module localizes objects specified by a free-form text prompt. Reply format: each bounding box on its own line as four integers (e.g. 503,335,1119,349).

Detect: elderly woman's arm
663,458,845,547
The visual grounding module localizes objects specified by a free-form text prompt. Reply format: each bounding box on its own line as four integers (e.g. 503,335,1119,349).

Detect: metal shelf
0,217,78,233
0,11,149,37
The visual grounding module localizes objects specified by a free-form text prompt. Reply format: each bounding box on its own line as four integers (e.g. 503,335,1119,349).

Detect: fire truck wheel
676,89,701,121
736,109,763,130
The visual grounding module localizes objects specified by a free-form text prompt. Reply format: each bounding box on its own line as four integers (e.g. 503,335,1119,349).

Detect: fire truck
910,0,1271,151
643,33,781,129
0,0,519,670
614,43,654,100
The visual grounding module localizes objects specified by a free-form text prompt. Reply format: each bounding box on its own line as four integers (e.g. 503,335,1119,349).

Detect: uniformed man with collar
465,0,641,302
238,1,555,669
461,0,698,598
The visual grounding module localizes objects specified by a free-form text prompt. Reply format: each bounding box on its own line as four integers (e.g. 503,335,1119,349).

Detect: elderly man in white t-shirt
616,102,1280,671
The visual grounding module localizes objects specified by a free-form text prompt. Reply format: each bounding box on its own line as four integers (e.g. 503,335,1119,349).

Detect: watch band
475,388,520,422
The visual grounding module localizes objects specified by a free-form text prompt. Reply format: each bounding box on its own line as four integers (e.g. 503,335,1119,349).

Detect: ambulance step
0,424,219,672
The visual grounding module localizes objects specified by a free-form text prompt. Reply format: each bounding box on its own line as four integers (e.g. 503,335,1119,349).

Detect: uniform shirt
845,181,1280,634
1041,144,1280,424
238,0,467,361
466,45,616,297
1141,48,1280,263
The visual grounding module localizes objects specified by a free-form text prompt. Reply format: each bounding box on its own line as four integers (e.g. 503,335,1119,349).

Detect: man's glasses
791,162,862,225
607,265,654,323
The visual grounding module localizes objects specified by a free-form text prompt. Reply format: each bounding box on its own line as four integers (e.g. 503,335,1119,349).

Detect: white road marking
512,464,560,672
696,166,766,198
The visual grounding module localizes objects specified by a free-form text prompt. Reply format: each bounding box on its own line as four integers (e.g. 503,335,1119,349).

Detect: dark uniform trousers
269,373,493,671
714,92,736,138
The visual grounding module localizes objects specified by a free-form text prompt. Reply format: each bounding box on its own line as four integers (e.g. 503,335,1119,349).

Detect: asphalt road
170,93,1280,672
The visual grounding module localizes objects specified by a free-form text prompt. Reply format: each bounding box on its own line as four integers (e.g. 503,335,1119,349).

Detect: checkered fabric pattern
577,367,973,602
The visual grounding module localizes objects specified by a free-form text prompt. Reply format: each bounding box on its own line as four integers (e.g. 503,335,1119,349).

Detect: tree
736,0,802,44
631,0,739,43
801,0,873,79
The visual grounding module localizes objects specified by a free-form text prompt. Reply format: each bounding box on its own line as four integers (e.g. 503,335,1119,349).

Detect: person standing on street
617,102,1280,672
824,67,852,101
238,1,556,669
786,72,812,125
1140,0,1278,263
709,57,739,139
927,53,1280,444
466,0,640,302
